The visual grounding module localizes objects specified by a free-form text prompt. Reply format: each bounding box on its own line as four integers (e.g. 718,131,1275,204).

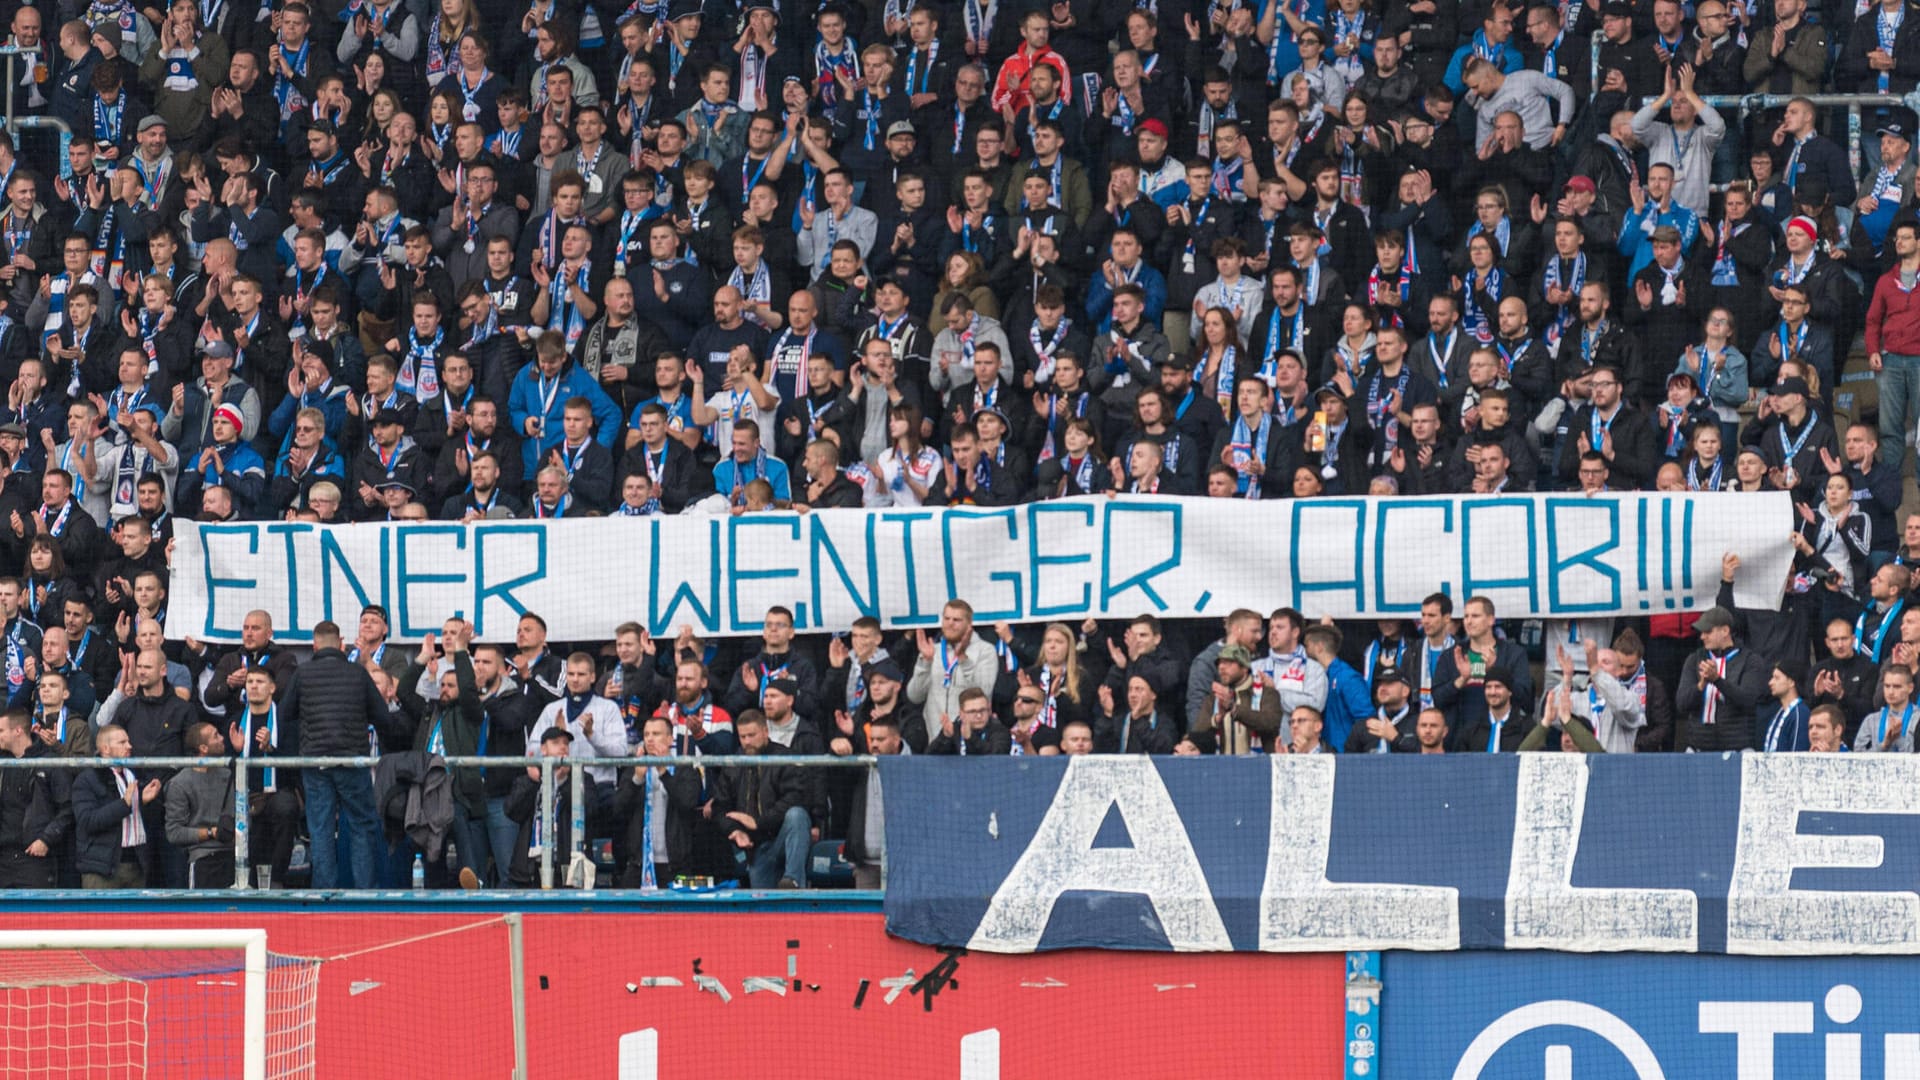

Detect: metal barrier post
568,760,586,877
1849,104,1863,180
231,760,251,890
1590,31,1604,103
872,760,886,890
538,758,555,890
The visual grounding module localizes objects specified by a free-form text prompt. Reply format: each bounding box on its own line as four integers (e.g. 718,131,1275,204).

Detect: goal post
0,928,304,1080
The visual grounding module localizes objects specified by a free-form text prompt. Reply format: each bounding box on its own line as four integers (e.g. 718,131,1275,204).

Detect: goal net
0,931,319,1080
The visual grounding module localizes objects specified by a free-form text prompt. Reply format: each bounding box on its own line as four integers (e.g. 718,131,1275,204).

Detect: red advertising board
12,910,1342,1078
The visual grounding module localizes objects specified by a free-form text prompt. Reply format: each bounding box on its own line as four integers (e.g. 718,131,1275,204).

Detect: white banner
166,493,1795,643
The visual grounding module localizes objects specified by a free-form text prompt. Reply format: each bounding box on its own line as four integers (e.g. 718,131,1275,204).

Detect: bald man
199,609,300,720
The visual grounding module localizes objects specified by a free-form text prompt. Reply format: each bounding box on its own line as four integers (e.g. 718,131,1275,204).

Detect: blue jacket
195,441,267,514
507,362,622,474
267,381,352,454
1258,0,1325,89
711,451,792,504
1617,201,1701,280
1320,658,1375,753
1085,264,1169,333
1761,700,1810,753
1442,33,1523,94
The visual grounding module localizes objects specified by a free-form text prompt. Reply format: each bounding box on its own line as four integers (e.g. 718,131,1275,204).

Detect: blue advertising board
881,753,1920,955
1380,951,1920,1080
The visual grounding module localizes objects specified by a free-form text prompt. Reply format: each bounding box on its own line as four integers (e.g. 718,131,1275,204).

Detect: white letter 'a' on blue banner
967,758,1230,953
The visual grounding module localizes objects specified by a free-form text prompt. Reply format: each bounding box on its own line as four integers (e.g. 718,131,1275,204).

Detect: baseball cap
1217,644,1253,667
1563,175,1596,195
1692,606,1735,633
886,120,916,139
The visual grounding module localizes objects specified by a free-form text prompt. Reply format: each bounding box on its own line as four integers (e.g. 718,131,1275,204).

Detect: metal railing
1682,92,1920,181
1614,85,1920,183
0,753,875,892
0,44,72,163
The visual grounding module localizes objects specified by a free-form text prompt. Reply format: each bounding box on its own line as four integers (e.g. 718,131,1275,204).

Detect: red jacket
1865,266,1920,358
991,45,1070,113
1648,611,1701,640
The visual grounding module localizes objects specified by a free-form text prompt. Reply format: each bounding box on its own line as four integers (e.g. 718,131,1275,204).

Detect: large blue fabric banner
879,754,1920,955
1381,951,1920,1079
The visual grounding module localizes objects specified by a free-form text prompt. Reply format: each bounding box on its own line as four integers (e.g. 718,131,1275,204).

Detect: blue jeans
447,801,489,882
748,805,812,888
485,795,520,888
304,767,379,889
1877,352,1920,469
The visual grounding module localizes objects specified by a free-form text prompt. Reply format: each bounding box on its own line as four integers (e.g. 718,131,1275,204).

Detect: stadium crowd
0,0,1916,889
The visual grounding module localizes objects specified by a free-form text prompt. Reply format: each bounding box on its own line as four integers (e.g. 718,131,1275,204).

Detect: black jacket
722,649,822,723
505,765,596,887
616,761,705,875
481,682,542,799
1674,643,1773,752
1343,706,1420,753
1557,319,1648,403
710,743,810,847
116,688,193,758
71,765,145,878
202,643,301,717
1558,402,1661,488
928,719,1013,755
287,647,391,757
0,743,70,852
619,440,709,514
399,653,486,813
1093,709,1178,754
